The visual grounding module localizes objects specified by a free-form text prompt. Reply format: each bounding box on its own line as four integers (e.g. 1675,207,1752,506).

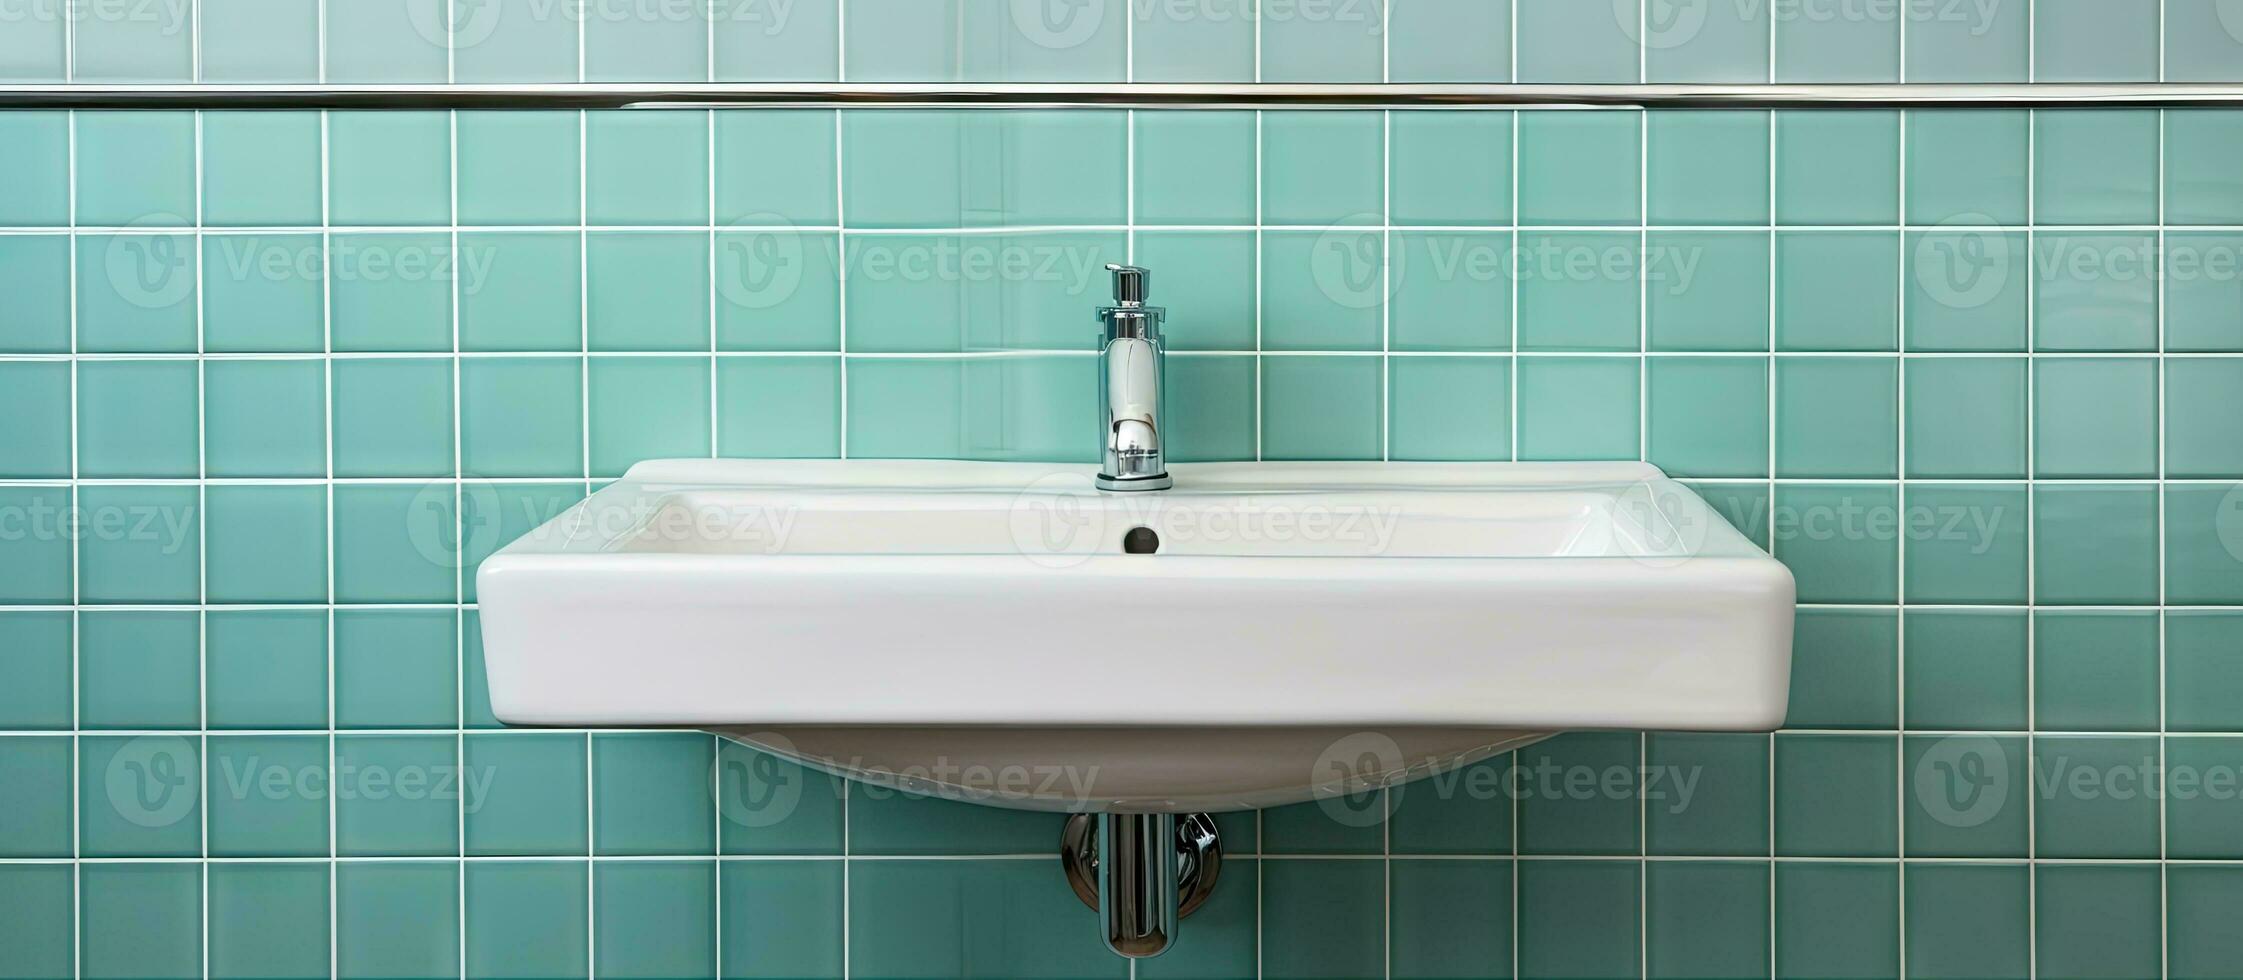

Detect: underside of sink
478,458,1796,813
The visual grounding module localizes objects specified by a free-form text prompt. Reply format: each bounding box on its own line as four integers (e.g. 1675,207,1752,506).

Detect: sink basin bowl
477,459,1794,813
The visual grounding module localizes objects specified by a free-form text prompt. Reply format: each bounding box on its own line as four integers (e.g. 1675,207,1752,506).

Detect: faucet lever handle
1106,263,1150,307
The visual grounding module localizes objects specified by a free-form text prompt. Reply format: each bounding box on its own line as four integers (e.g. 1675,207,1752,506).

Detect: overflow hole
1122,527,1160,555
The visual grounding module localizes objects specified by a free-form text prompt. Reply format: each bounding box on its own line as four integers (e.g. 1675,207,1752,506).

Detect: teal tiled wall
4,1,2243,978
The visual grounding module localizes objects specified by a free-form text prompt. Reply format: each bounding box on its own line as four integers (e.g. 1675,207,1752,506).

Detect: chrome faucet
1096,264,1172,492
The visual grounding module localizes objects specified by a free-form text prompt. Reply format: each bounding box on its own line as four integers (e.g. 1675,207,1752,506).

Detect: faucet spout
1097,265,1173,492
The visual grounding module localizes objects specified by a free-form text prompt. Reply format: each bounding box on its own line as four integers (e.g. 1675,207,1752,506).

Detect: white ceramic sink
477,459,1795,813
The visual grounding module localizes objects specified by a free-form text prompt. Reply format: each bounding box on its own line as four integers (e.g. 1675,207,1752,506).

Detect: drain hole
1122,527,1160,554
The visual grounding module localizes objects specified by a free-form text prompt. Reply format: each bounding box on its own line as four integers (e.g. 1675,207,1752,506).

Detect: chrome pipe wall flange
1061,812,1223,921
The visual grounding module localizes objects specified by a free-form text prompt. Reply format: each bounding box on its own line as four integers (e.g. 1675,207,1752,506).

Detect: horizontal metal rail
2,82,2242,112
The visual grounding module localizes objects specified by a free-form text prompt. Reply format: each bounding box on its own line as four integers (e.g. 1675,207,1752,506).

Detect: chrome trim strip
2,82,2242,111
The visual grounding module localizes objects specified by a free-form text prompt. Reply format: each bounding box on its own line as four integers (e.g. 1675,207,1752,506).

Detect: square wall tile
1518,112,1641,225
1907,0,2029,80
335,608,458,729
715,230,841,352
1137,232,1256,352
331,233,455,352
0,236,72,352
1261,357,1382,461
0,867,72,975
2170,613,2243,732
1904,735,2029,857
1647,862,1771,980
718,740,847,856
1389,0,1512,82
1773,484,1900,604
842,110,1125,228
588,111,710,225
2168,359,2243,477
715,357,842,459
205,735,328,857
845,231,1120,354
1390,357,1511,462
328,112,452,227
1903,484,2030,605
583,1,707,81
1930,242,2034,355
78,485,200,604
1129,0,1254,81
0,489,70,603
2173,867,2243,977
462,357,586,477
1775,734,1896,856
1165,355,1258,463
2169,0,2243,80
2035,484,2160,606
201,0,320,81
715,111,839,224
1905,356,2028,478
714,0,839,80
593,733,716,855
454,0,581,82
465,862,588,980
1646,734,1769,856
205,609,328,730
1519,732,1641,856
79,611,199,730
1259,0,1384,81
203,112,322,226
334,486,458,604
2036,611,2161,732
2035,358,2158,478
457,112,582,225
80,736,201,856
1774,231,1899,351
588,232,712,351
2036,111,2160,225
1517,861,1640,979
1260,228,1383,351
1262,112,1383,225
0,613,73,730
1774,111,1900,225
77,360,197,478
81,865,201,980
1904,610,2029,731
1393,232,1513,351
333,737,459,856
1135,112,1256,225
2168,232,2243,351
1392,112,1512,226
209,864,328,980
204,359,326,478
1645,357,1768,478
0,113,66,225
849,788,1055,857
1647,231,1770,351
1388,861,1512,979
1516,232,1640,351
76,233,198,353
1388,755,1513,855
206,484,327,604
324,0,447,81
2035,0,2161,81
845,356,1096,462
1775,357,1897,479
2167,111,2243,224
1648,111,1771,226
465,733,588,856
73,2,192,80
1775,0,1899,80
202,234,324,353
462,231,584,352
1776,864,1899,980
2167,484,2243,605
336,863,459,980
1514,0,1638,82
1515,356,1640,462
0,737,73,856
0,6,65,80
2039,865,2164,980
1645,0,1771,82
0,362,70,478
849,859,1124,978
332,359,456,478
2034,736,2160,858
1906,865,2031,980
590,357,713,477
2169,737,2243,858
1906,110,2030,225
